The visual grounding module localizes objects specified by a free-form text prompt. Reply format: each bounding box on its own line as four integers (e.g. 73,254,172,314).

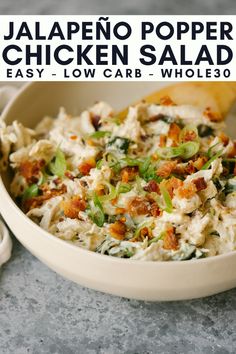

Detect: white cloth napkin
0,83,23,265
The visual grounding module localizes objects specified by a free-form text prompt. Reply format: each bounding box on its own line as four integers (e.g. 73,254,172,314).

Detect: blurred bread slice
118,82,236,121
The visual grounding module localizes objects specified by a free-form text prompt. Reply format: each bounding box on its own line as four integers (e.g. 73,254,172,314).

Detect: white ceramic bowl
0,82,236,301
0,220,12,266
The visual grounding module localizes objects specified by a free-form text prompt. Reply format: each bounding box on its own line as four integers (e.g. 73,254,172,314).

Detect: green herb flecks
107,137,130,154
197,124,214,137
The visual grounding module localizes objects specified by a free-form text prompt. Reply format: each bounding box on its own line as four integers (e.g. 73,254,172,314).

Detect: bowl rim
1,80,236,267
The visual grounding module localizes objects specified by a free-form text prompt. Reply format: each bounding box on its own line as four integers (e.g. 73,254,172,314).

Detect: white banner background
0,15,235,81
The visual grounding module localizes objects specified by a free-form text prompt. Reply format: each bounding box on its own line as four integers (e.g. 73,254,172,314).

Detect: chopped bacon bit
159,134,167,147
175,182,197,199
130,226,153,243
120,166,139,183
193,156,208,170
168,123,181,144
54,177,61,185
91,114,101,130
228,142,236,158
150,203,161,217
218,132,229,146
70,135,77,140
171,141,178,148
78,157,96,176
141,134,149,142
86,139,96,146
111,197,118,206
163,227,179,250
109,221,126,240
183,130,197,142
152,153,159,161
173,161,196,176
95,184,105,196
157,161,177,178
127,197,149,216
148,114,163,122
115,207,126,215
203,107,221,122
164,177,184,198
19,159,45,184
24,184,67,211
172,164,185,175
160,96,175,106
62,196,87,219
140,227,149,237
41,183,67,195
143,180,160,193
185,161,196,175
65,171,75,180
192,177,207,191
140,227,152,239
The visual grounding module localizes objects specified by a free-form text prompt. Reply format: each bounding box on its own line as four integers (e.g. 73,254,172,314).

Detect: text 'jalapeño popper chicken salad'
0,97,236,261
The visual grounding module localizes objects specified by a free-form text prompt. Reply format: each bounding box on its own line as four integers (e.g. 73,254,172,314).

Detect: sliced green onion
148,232,165,245
90,131,111,139
89,193,105,227
22,184,39,201
96,159,104,169
117,183,132,194
207,142,221,158
37,172,46,186
157,141,199,160
143,165,162,183
180,141,200,159
135,176,146,196
122,157,141,167
160,185,173,213
156,146,182,159
107,154,121,173
139,156,151,175
48,148,67,177
201,150,223,170
99,182,117,202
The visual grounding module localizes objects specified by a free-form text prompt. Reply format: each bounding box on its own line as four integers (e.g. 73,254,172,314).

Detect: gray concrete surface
1,1,236,353
1,237,236,354
0,0,235,15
